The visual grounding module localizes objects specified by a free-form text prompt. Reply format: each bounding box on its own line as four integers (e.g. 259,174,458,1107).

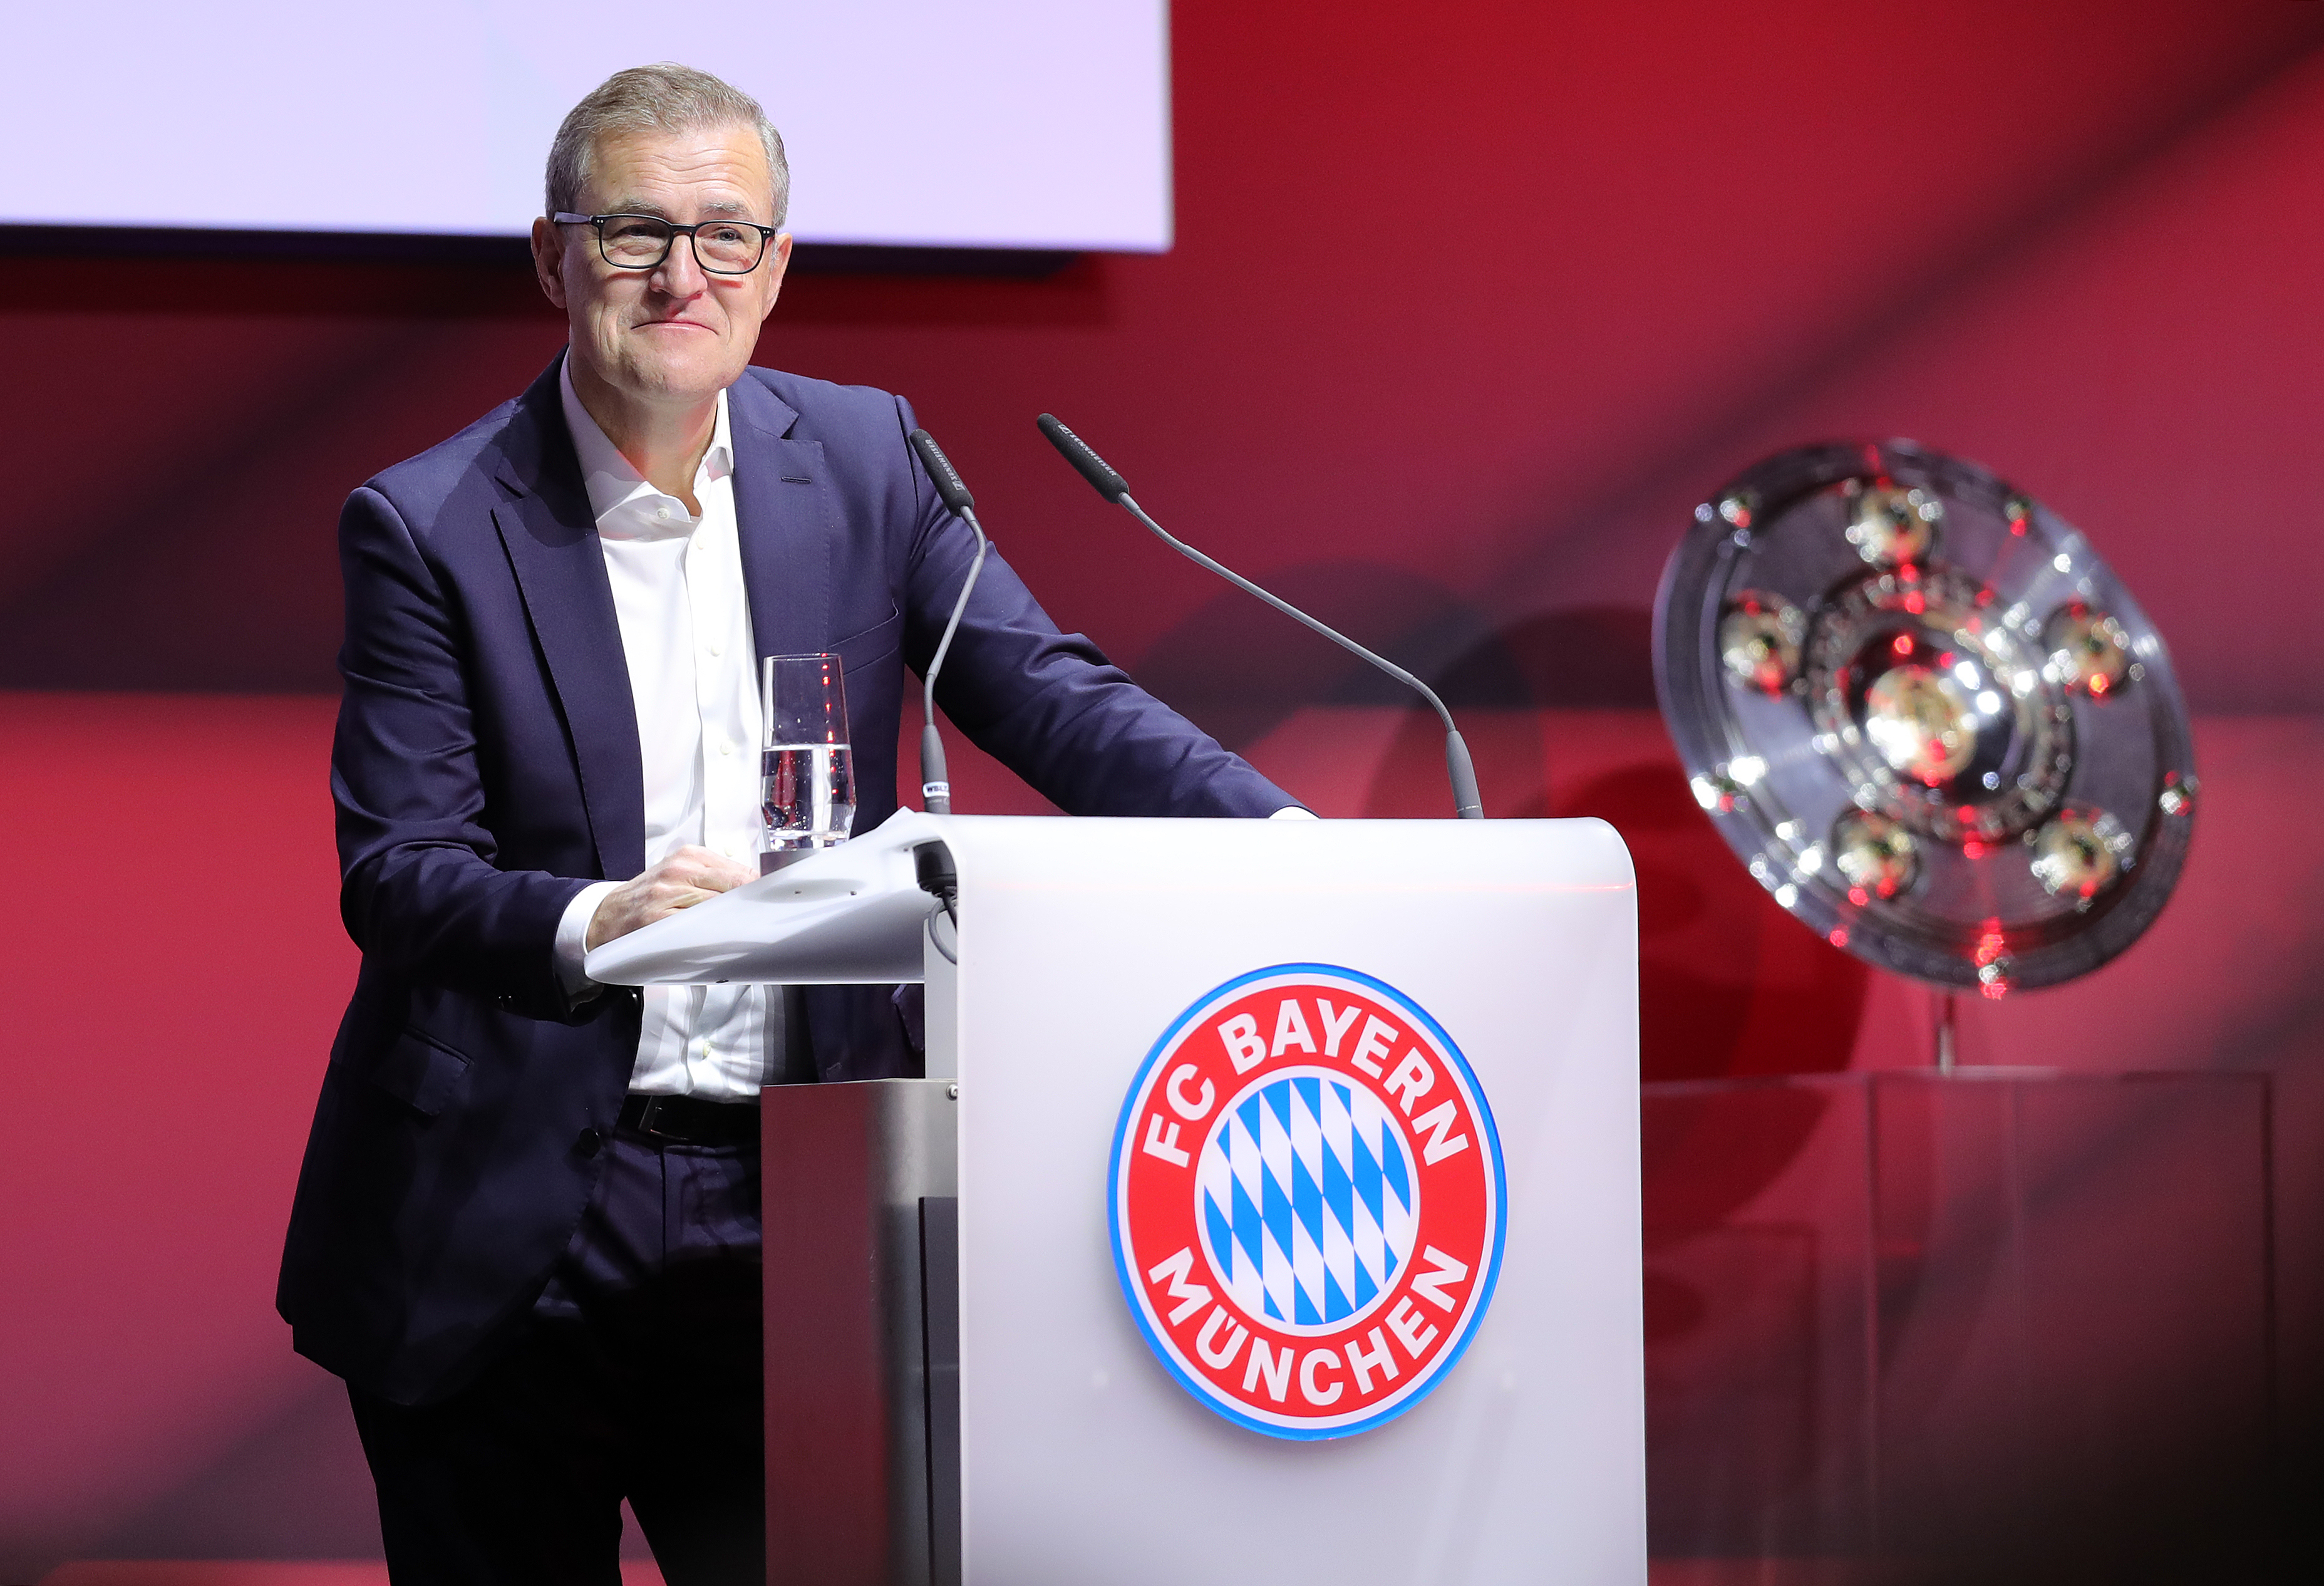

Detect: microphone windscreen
909,428,976,515
1037,413,1130,502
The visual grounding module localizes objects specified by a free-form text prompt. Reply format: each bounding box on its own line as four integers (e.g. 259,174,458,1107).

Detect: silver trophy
1653,440,2196,1011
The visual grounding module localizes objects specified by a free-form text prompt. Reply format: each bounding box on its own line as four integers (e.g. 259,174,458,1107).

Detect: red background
8,0,2324,1576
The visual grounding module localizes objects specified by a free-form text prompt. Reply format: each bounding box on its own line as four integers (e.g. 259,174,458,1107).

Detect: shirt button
721,739,736,755
708,638,725,656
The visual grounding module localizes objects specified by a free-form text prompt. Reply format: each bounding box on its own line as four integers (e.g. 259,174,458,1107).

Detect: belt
616,1092,762,1148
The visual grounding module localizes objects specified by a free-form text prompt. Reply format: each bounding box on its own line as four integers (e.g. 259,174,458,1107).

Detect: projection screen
3,1,1170,250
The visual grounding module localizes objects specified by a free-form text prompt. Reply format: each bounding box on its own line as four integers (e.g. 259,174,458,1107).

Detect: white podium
589,812,1644,1586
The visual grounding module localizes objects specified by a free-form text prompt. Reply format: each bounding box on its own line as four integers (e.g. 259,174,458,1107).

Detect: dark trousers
349,1126,765,1585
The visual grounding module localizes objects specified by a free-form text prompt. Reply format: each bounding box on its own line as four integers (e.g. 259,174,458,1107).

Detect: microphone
1036,414,1484,819
906,428,992,817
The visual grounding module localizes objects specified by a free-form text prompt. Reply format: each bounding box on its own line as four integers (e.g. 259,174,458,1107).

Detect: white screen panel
4,1,1169,249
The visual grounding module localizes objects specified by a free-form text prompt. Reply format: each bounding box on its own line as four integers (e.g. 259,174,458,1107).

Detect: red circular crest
1109,965,1505,1438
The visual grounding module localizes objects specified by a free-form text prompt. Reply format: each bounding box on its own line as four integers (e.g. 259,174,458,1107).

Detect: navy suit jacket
278,355,1294,1403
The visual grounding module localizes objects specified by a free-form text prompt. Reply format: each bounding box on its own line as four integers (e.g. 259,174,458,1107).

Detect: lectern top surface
583,811,1634,987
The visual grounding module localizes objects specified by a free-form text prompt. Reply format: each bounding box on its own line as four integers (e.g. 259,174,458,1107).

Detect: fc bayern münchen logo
1109,964,1507,1439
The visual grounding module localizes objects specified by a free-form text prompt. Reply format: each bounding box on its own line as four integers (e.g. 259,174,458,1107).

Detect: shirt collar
557,354,735,534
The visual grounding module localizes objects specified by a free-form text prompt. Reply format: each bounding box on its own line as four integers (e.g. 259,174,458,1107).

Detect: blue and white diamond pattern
1196,1069,1419,1332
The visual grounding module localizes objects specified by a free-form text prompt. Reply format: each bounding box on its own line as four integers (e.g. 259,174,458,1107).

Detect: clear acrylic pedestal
1641,1070,2272,1582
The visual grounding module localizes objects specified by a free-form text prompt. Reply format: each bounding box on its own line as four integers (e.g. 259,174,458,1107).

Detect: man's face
531,123,792,412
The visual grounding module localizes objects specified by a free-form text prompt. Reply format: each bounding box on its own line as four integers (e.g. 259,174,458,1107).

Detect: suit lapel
726,373,835,661
490,357,646,881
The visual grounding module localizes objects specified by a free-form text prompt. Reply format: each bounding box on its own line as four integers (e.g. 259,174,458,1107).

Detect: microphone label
1108,964,1505,1439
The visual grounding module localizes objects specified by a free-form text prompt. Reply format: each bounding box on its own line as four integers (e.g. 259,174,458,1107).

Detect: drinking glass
761,653,857,871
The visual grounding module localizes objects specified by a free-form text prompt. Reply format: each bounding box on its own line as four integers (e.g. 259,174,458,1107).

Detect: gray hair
545,63,790,228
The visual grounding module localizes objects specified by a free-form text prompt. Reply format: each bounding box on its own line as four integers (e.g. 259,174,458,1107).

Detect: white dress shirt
550,362,780,1098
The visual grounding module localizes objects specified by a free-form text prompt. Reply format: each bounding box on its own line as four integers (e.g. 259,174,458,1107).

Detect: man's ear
758,233,793,324
530,217,569,311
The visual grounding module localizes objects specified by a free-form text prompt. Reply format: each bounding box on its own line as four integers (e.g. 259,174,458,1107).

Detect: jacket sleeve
891,396,1298,819
330,484,592,1017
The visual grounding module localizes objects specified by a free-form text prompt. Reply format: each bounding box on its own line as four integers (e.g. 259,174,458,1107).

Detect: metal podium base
762,1078,961,1586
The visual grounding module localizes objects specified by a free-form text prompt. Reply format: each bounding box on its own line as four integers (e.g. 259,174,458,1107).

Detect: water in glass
762,743,857,858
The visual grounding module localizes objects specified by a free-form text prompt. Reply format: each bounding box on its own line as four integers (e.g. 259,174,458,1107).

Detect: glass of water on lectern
760,653,857,871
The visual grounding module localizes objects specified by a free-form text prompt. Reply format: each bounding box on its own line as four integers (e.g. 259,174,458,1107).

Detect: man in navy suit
278,63,1299,1584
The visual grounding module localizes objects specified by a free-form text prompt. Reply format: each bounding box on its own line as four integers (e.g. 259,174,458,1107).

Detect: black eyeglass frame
550,211,780,275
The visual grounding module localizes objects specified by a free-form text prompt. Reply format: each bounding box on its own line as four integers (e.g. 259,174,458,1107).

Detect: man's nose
650,234,708,297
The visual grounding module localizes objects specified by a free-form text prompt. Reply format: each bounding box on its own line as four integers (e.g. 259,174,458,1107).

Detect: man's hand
585,845,758,951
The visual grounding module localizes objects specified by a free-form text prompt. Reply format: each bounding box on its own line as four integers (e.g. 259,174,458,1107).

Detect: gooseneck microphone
1036,414,1484,819
906,428,991,817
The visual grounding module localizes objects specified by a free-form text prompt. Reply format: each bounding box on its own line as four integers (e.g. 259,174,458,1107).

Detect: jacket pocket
370,1027,473,1117
830,605,903,674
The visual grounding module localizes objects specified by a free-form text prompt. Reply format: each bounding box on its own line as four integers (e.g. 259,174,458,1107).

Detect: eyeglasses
552,212,778,274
